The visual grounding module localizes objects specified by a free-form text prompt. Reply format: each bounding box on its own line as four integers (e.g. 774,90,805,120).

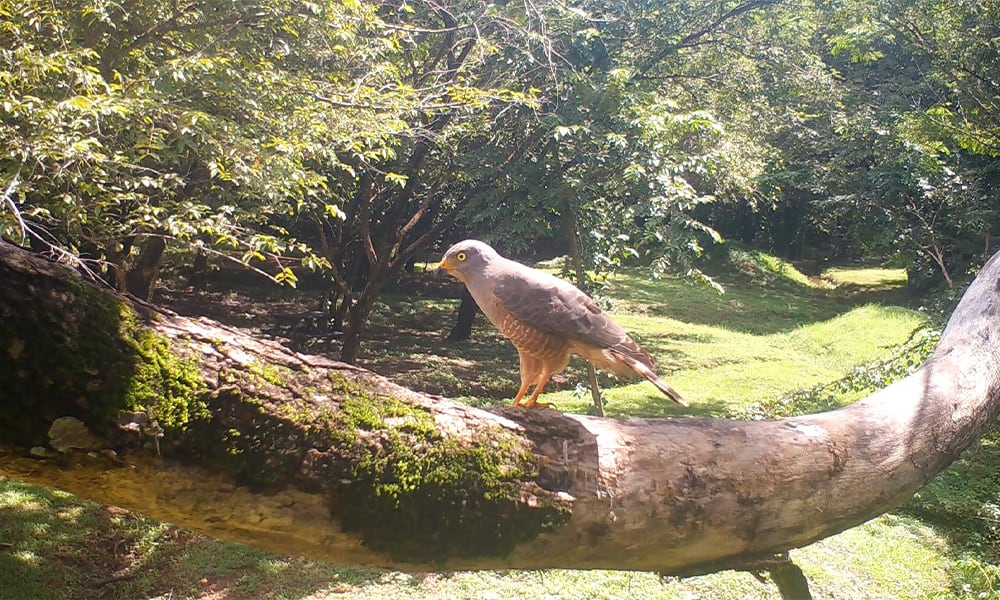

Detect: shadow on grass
0,477,188,600
0,477,387,600
894,427,1000,596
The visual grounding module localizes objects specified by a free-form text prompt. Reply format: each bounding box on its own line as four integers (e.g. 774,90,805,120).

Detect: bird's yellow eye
456,251,468,262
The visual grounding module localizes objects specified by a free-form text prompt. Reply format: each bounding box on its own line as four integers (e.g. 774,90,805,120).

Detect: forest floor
2,247,998,600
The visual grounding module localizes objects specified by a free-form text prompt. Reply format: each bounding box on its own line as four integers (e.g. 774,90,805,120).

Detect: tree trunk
563,205,605,417
446,287,479,342
339,280,380,364
189,249,209,292
125,236,166,301
2,239,999,574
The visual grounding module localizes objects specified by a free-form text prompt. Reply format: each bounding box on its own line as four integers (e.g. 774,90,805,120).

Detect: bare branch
636,0,784,79
1,167,26,244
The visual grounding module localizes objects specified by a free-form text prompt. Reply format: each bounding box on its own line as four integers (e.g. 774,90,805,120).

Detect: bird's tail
643,371,687,406
611,349,687,407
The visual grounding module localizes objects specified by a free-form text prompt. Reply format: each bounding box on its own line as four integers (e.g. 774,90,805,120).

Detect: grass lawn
2,249,997,599
823,266,909,289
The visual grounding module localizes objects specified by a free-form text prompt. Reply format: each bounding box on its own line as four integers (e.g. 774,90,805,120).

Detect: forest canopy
2,0,998,360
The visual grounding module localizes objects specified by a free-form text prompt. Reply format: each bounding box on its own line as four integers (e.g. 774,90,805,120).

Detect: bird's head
439,239,497,282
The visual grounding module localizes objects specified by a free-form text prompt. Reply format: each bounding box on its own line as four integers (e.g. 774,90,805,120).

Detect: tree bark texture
1,240,999,574
446,287,479,342
125,235,166,301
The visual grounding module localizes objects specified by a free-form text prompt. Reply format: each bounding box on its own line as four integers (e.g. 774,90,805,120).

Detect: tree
0,0,810,366
0,0,400,294
3,240,999,588
655,0,999,281
760,0,999,276
310,0,795,361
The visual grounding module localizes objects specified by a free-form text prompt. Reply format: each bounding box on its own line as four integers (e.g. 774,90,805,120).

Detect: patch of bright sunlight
824,266,908,288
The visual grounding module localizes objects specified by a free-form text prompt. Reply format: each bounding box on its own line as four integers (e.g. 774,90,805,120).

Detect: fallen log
1,240,998,574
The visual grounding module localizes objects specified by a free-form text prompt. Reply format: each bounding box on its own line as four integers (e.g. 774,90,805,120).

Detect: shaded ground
0,473,388,600
0,478,199,600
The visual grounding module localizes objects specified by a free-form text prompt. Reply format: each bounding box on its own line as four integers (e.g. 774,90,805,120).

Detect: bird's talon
523,400,551,409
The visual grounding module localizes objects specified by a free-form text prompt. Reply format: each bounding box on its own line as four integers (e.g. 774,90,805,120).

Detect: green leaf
274,267,298,287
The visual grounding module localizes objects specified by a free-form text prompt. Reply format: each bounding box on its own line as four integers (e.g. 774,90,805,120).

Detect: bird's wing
491,263,684,405
492,267,630,351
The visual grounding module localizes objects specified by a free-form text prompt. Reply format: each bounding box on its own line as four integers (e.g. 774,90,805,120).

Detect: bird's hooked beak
438,257,455,273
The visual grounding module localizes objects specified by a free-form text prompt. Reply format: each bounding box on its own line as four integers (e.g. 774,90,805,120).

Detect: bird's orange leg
522,371,553,409
511,380,532,407
512,353,540,407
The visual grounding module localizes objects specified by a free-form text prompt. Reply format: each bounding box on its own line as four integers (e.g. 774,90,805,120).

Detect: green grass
824,266,908,288
364,252,925,419
4,248,997,599
0,479,186,600
543,302,924,418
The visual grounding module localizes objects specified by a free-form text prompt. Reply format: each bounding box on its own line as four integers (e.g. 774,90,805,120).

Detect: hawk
439,240,686,409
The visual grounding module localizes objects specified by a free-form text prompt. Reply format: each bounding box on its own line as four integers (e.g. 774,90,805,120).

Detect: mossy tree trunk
2,240,1000,576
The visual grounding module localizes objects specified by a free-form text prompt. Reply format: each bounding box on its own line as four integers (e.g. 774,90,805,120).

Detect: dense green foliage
3,0,997,358
0,0,360,283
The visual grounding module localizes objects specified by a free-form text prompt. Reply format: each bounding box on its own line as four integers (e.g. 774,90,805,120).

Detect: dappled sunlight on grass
798,515,953,600
824,266,908,288
0,476,386,600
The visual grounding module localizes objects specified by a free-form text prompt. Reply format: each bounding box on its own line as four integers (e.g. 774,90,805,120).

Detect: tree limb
1,241,998,573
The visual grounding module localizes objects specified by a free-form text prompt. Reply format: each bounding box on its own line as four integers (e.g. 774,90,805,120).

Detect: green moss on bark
120,328,208,434
0,257,206,445
323,394,571,562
